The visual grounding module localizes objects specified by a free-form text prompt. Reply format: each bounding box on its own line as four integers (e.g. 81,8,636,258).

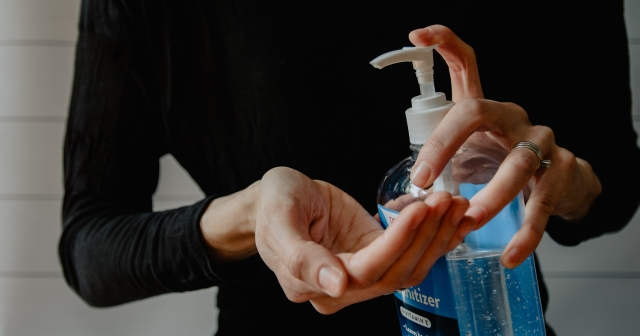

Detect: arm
60,0,221,307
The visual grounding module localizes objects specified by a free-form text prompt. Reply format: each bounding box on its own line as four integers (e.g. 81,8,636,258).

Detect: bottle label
377,204,460,336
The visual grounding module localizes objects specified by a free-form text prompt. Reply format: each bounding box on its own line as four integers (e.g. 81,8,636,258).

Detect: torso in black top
60,1,638,335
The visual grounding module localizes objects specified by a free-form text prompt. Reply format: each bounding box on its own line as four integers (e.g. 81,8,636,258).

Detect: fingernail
502,246,521,269
410,162,430,188
319,267,343,297
465,206,485,224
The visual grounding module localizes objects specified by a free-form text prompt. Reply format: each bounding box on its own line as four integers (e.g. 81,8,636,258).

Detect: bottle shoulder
377,156,432,211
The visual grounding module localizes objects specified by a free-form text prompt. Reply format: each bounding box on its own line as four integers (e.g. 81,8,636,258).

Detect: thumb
258,167,347,298
283,239,348,297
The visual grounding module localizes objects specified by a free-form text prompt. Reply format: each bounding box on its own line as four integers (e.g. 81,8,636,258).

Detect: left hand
407,25,602,268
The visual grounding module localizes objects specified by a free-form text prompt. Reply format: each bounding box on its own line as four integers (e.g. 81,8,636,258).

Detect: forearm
60,198,220,307
200,181,260,264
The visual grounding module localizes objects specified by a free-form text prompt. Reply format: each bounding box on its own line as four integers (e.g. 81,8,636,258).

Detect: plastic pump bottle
371,46,546,336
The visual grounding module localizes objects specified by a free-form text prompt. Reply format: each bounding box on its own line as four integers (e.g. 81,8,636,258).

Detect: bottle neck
410,144,422,161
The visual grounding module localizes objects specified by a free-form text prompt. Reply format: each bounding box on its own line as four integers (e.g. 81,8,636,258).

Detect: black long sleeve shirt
60,0,638,335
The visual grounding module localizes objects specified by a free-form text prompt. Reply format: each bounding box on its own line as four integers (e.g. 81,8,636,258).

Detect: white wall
0,0,637,335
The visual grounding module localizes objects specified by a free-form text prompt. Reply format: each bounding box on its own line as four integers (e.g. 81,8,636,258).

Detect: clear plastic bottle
446,181,546,336
377,143,460,336
372,46,460,336
371,46,546,336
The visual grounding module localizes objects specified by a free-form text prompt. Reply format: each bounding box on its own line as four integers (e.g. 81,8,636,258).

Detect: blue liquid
447,251,545,336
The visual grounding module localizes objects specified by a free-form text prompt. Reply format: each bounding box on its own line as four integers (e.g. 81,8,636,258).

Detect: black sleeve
544,7,640,246
60,0,221,307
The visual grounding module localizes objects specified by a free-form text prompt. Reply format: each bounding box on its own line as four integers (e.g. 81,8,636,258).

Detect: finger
313,194,452,313
409,24,483,101
380,192,453,288
342,201,432,288
275,236,348,298
411,99,528,188
406,195,468,286
466,128,555,227
309,278,390,314
445,216,477,252
501,151,564,268
269,259,333,303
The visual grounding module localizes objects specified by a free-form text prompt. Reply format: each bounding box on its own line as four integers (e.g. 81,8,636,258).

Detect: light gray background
0,1,637,335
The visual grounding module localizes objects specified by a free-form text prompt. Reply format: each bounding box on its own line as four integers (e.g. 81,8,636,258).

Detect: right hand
407,25,601,268
254,167,476,314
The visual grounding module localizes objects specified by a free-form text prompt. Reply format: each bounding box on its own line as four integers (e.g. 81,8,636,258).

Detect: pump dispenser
372,46,546,336
372,46,459,336
371,46,455,195
371,46,454,146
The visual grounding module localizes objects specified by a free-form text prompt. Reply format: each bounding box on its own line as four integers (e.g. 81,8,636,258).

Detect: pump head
370,46,436,94
370,45,454,144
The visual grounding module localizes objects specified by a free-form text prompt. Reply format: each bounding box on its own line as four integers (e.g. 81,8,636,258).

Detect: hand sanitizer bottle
446,190,546,336
371,46,459,336
370,46,546,336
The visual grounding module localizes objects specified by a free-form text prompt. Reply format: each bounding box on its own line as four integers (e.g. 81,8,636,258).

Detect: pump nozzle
370,46,438,97
370,45,454,145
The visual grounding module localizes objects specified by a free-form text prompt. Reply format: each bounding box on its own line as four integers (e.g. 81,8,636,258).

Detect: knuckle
391,277,409,291
379,275,409,293
532,125,555,143
284,290,308,304
406,274,427,288
535,193,556,215
556,147,577,170
505,102,530,123
355,273,379,289
511,150,539,173
285,247,306,280
431,24,452,36
457,98,485,120
423,136,447,154
465,44,476,57
528,225,545,243
311,301,341,315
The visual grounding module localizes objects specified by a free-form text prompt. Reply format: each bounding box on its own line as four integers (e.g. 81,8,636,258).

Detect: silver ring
511,141,551,169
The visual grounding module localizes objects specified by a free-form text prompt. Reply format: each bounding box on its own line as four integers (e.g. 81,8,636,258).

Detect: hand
255,167,475,314
408,25,602,268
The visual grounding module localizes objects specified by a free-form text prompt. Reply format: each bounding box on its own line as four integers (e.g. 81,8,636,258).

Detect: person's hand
255,167,475,314
407,25,602,268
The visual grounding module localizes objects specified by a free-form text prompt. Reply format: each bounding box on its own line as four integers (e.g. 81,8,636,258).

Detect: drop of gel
493,290,498,294
466,332,472,336
476,268,483,274
467,259,475,266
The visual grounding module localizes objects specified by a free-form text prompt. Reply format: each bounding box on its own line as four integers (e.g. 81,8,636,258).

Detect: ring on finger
511,141,551,169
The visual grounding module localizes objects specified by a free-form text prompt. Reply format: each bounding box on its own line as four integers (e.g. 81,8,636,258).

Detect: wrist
200,181,260,263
